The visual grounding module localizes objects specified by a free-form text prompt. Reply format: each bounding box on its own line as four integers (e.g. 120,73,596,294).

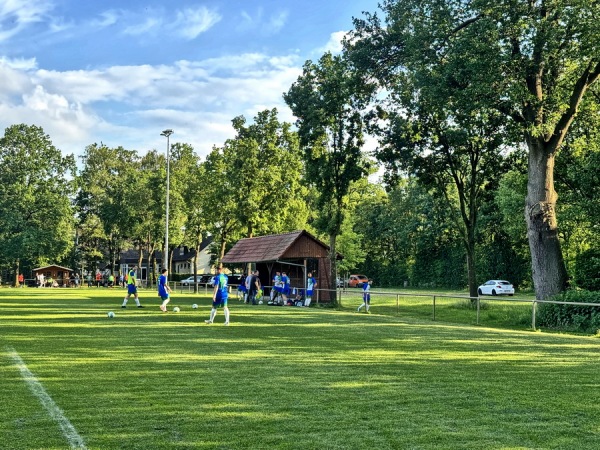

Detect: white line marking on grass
7,347,87,449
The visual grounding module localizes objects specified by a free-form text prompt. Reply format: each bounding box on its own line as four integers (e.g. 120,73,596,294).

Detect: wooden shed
32,265,73,287
221,230,340,302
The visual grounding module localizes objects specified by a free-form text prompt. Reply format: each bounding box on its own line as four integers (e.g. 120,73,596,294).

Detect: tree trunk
194,242,200,294
146,241,155,287
15,259,20,287
329,234,339,307
525,141,568,300
465,231,477,300
219,240,227,263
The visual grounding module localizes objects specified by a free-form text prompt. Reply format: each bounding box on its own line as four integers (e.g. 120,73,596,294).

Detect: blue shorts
283,286,290,295
213,295,228,308
238,285,247,293
307,289,313,297
159,294,169,301
127,284,137,295
363,294,371,303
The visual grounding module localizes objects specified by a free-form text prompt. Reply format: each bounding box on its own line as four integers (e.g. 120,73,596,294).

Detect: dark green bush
537,289,600,333
574,248,600,291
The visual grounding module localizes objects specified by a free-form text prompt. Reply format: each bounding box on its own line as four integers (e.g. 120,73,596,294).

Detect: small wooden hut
221,230,341,302
32,265,73,287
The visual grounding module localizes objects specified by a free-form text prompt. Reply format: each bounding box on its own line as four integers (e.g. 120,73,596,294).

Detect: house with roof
221,230,341,302
119,235,214,281
33,265,73,287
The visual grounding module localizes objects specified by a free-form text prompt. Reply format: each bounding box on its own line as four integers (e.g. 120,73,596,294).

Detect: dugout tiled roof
221,230,333,263
33,265,73,272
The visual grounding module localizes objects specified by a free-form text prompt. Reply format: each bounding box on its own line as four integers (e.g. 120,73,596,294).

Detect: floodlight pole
161,129,174,273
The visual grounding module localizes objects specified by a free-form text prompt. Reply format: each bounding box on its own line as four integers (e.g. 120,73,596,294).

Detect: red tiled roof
221,230,328,263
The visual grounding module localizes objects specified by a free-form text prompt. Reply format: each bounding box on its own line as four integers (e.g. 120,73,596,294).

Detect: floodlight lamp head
161,129,174,137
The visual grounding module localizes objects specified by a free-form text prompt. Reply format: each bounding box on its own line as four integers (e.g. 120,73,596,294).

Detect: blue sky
0,0,380,159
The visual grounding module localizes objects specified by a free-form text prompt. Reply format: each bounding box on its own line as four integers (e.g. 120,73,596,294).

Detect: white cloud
120,6,220,39
173,7,221,40
0,0,55,41
268,11,288,33
23,85,70,111
91,9,120,28
0,56,37,70
317,30,348,54
123,16,161,36
0,51,302,158
0,0,53,23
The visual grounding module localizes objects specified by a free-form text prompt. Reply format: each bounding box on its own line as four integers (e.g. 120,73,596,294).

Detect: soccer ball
192,303,198,309
107,311,115,318
258,300,263,305
173,306,180,312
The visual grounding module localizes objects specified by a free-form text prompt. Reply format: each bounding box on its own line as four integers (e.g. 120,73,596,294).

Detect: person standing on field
122,265,143,308
281,271,291,302
205,265,230,325
305,272,317,307
357,279,372,313
158,268,172,312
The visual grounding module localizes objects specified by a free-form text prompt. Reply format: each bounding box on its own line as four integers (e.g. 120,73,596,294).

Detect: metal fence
334,288,600,330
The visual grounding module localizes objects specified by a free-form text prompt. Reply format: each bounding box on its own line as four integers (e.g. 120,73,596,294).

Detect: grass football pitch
1,287,599,449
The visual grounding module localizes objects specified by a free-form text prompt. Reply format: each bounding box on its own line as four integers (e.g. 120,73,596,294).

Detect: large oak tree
348,0,600,299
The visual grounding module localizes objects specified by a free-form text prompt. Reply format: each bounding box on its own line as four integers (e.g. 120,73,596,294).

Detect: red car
348,274,368,288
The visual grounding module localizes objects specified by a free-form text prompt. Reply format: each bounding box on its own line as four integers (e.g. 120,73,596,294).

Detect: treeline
0,118,596,295
1,1,599,301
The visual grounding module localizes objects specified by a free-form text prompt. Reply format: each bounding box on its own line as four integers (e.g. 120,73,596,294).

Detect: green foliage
76,143,142,270
495,170,528,249
352,178,467,288
347,3,518,297
477,170,531,289
222,109,307,239
348,0,600,299
335,215,366,274
574,249,600,291
285,53,371,304
284,54,371,233
555,115,600,273
200,146,242,261
537,290,600,333
0,124,75,274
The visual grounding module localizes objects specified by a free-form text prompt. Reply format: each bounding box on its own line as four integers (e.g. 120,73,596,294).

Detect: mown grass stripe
7,346,87,450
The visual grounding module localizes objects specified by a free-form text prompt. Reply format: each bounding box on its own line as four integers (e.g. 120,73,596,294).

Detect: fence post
396,294,399,315
433,295,436,321
531,300,537,330
476,296,480,325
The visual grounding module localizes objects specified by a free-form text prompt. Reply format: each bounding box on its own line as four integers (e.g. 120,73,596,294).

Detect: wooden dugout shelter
32,265,73,286
221,230,340,302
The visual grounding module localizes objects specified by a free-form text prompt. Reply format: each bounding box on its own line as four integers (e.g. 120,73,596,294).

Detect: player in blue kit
205,266,230,325
281,271,291,302
304,272,317,307
158,268,172,312
357,279,372,313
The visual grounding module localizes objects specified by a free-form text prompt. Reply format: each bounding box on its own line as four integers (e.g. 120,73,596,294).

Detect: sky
0,0,381,161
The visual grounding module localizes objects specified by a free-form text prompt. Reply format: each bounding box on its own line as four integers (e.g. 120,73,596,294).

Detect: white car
478,280,515,296
180,276,204,286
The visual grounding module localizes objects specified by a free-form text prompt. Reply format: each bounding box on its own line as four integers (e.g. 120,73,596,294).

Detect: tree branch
549,60,600,152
